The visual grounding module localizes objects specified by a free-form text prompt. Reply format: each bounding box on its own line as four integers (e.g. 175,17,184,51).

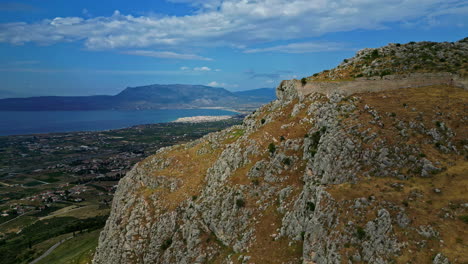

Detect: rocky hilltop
93,40,468,264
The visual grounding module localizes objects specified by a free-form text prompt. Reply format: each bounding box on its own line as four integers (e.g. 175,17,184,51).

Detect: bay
0,109,237,136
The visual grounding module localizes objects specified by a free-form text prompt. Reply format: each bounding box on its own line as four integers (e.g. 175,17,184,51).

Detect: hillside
306,38,467,81
0,85,273,111
93,40,468,264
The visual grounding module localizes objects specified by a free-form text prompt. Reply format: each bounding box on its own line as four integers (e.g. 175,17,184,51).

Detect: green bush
370,50,380,60
356,226,366,240
301,78,307,86
306,202,315,211
236,199,245,208
161,238,172,250
459,215,468,224
268,143,276,154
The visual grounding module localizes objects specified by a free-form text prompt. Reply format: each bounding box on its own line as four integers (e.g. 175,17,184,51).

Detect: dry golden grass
248,206,303,264
328,158,467,263
40,205,109,220
321,85,468,262
248,98,311,149
137,141,224,213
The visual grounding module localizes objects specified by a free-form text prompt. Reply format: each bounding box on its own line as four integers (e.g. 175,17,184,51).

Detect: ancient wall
294,72,467,96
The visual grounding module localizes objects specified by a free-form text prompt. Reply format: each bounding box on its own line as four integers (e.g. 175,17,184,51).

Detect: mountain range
0,85,276,111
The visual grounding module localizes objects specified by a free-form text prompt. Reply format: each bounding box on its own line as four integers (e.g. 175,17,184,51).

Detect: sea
0,109,238,136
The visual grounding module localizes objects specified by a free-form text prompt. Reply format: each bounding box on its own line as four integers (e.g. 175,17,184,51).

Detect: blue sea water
0,109,237,136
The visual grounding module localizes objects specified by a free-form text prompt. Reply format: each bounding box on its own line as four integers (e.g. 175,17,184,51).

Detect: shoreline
172,115,233,123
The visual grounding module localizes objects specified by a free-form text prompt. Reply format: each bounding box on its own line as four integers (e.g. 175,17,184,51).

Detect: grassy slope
36,229,100,264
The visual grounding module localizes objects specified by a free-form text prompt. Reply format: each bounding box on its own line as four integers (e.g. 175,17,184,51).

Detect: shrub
161,238,172,250
308,129,325,158
370,49,380,59
283,158,291,166
356,227,366,240
380,70,392,77
343,59,348,63
261,118,266,124
306,202,315,211
309,149,317,157
301,77,307,86
236,199,245,208
268,143,276,154
459,215,468,224
390,112,396,117
396,43,401,47
252,179,259,186
419,153,426,158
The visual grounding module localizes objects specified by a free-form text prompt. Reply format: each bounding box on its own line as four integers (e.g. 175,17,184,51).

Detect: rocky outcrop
94,40,468,264
308,37,468,81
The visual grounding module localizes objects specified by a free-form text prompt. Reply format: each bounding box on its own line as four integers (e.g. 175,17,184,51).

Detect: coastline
172,115,233,123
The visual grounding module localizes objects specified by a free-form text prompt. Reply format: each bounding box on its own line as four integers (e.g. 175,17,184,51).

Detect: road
29,236,73,264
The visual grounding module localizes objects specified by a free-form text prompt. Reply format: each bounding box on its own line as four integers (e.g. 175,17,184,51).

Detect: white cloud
207,81,220,86
194,66,211,71
207,81,238,88
244,41,345,54
82,8,92,17
122,50,212,61
180,66,221,72
0,67,194,75
0,1,465,50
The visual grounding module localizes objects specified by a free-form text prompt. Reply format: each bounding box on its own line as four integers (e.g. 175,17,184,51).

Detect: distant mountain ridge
0,85,275,111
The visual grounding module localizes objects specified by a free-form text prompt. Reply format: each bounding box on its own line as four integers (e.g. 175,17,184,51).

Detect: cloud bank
0,0,466,51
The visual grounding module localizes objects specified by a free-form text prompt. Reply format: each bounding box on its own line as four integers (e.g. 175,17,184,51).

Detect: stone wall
293,72,467,97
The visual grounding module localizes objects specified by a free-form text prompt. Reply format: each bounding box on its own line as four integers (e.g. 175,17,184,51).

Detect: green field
0,119,243,263
35,229,101,264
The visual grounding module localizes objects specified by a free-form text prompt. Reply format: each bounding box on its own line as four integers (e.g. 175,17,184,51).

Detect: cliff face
93,42,468,264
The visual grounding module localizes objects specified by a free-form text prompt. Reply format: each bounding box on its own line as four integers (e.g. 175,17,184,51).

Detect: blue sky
0,0,466,97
